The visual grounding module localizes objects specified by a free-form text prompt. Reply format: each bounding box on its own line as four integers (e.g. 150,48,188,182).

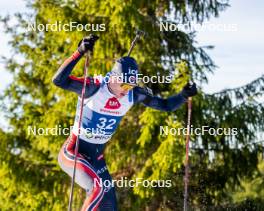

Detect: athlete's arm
133,87,186,111
133,83,197,111
53,35,100,97
52,50,100,97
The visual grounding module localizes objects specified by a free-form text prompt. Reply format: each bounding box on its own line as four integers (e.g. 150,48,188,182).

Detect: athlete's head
108,56,138,98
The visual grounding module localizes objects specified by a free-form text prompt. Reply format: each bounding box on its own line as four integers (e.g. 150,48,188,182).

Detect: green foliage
232,160,264,203
1,0,264,210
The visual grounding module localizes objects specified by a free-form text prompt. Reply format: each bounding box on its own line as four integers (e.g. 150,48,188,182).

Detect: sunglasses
120,83,135,91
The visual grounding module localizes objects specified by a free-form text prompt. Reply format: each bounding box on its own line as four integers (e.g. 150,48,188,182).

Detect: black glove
181,82,197,98
77,34,99,55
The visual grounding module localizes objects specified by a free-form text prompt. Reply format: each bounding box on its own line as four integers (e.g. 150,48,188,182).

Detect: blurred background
0,0,263,210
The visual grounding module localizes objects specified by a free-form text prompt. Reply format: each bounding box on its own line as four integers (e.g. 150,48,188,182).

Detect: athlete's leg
58,134,104,210
78,142,118,211
90,153,118,210
98,169,118,211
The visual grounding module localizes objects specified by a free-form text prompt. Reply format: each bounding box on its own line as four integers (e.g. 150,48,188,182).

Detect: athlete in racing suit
52,36,197,211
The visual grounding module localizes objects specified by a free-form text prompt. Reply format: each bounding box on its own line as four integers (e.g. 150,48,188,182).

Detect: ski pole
183,95,192,211
68,51,91,211
127,29,145,56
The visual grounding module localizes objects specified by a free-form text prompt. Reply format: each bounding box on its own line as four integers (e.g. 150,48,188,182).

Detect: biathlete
52,36,197,211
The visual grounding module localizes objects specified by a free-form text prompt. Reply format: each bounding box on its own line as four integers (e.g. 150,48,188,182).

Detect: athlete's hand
181,82,197,98
77,34,99,55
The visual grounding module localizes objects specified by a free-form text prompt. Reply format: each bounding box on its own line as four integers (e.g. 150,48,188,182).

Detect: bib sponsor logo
104,97,121,109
